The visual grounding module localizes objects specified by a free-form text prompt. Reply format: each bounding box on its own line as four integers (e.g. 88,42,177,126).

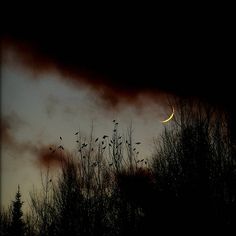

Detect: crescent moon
161,107,175,123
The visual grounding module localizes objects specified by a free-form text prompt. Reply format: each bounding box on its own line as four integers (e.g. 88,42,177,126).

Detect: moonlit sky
1,48,170,209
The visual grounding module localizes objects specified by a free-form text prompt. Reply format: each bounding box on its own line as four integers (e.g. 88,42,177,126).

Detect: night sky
1,13,235,209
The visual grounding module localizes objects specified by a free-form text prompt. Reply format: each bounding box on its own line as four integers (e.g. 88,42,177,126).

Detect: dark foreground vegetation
1,100,236,235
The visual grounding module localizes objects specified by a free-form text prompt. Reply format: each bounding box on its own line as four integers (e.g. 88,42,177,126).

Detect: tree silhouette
9,185,25,236
151,99,236,233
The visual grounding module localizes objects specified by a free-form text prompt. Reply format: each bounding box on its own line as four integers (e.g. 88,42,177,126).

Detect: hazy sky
1,48,172,209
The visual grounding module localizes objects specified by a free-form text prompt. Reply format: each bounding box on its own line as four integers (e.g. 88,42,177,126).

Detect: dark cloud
35,145,68,168
2,9,234,106
2,19,235,136
3,38,167,108
2,33,233,110
0,115,67,168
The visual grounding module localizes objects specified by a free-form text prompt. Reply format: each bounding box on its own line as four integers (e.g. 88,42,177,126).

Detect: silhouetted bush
0,207,11,236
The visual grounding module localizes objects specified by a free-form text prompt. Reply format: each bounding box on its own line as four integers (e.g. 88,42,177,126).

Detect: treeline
1,100,236,235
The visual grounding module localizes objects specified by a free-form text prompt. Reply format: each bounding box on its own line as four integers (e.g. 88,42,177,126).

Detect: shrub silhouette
0,207,11,236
